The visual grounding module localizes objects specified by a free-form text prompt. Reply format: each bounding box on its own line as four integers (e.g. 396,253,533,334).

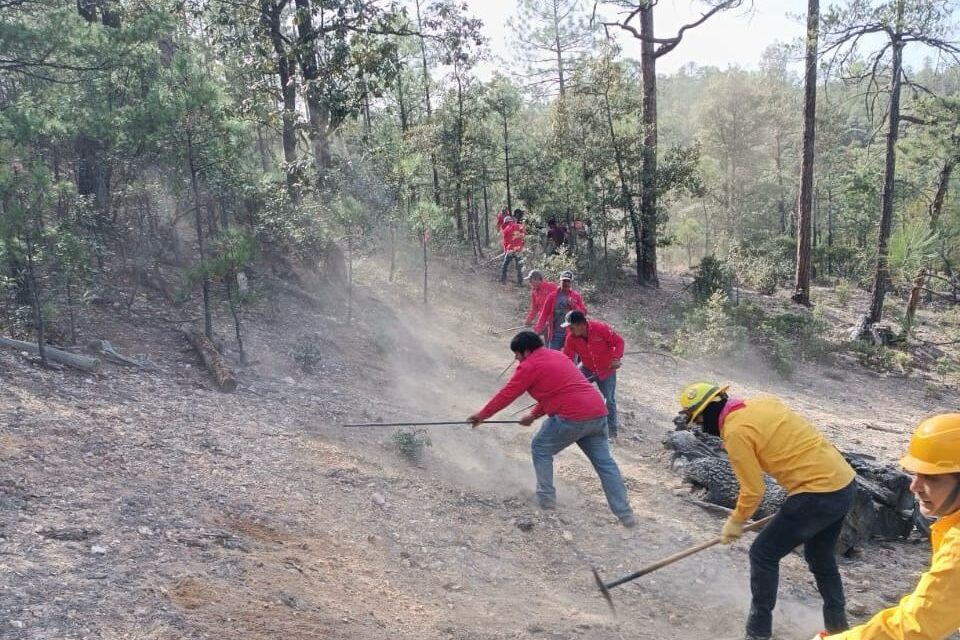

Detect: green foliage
674,293,830,377
292,334,323,374
835,279,854,307
691,256,733,303
673,291,746,359
727,239,793,295
888,220,938,287
537,246,578,284
391,428,432,462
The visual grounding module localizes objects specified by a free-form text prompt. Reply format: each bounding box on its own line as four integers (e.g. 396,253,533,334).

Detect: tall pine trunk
638,6,659,287
792,0,819,306
415,0,442,206
866,0,904,326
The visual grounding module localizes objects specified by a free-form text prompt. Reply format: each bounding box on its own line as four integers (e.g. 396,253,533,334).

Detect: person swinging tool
523,269,556,330
561,310,624,442
675,382,856,640
499,212,525,285
467,330,637,527
534,271,586,350
811,413,960,640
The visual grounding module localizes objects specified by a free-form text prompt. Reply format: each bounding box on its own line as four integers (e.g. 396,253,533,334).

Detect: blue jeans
530,415,633,520
500,252,522,284
746,481,856,638
581,367,618,437
548,327,566,350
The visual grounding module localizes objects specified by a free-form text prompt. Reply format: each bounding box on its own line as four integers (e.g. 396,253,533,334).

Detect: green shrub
538,246,578,284
392,428,431,462
835,279,853,307
673,291,746,358
292,334,323,373
691,256,733,303
727,243,784,295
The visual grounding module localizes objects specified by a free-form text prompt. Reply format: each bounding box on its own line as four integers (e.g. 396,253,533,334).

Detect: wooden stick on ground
182,329,237,392
0,335,100,372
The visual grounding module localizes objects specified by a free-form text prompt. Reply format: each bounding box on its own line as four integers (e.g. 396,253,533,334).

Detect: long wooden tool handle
604,513,776,589
342,420,520,427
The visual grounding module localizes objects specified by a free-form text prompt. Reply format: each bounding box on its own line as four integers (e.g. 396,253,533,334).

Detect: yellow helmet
900,413,960,475
678,382,730,424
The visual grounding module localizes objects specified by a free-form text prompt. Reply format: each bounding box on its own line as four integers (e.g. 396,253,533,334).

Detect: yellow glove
720,517,744,544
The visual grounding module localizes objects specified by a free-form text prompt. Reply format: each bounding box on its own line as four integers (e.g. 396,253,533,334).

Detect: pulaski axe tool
592,513,776,613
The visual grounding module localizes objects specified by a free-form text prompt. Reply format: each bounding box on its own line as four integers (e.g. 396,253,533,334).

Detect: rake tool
592,513,776,613
490,325,526,336
342,420,521,428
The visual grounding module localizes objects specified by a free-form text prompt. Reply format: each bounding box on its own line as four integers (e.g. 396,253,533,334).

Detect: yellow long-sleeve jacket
722,396,855,523
826,509,960,640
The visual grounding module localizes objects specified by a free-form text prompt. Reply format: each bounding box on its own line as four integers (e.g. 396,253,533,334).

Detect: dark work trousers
746,480,856,639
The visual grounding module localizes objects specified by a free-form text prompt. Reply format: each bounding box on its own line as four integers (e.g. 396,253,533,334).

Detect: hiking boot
538,499,556,511
620,514,638,529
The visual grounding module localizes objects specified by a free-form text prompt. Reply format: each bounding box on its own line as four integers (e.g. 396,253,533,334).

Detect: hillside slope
1,256,955,639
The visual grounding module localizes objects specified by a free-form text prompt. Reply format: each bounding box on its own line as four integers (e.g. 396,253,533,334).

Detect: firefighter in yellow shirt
813,413,960,640
677,383,857,640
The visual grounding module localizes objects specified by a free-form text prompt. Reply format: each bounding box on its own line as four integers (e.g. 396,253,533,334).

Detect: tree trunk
422,231,428,304
186,132,213,340
225,272,246,365
0,336,99,372
903,268,927,338
929,156,956,231
415,0,442,206
552,0,566,99
827,188,834,276
183,329,238,392
262,0,301,201
866,5,904,327
453,72,465,239
792,0,819,307
502,113,512,213
602,86,642,286
24,230,47,368
293,0,333,170
638,6,659,287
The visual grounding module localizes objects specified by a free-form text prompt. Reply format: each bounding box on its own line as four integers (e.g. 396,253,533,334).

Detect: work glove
720,517,744,544
518,413,537,426
467,414,483,428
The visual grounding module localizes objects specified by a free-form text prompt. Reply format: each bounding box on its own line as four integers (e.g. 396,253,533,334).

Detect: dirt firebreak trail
0,261,950,640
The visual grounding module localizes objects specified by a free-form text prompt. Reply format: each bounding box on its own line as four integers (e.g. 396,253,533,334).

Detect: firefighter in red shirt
467,331,637,527
523,269,556,329
561,310,624,441
534,271,586,349
499,213,525,285
495,206,509,232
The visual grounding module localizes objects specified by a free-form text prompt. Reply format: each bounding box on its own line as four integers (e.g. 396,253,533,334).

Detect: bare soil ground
1,254,957,640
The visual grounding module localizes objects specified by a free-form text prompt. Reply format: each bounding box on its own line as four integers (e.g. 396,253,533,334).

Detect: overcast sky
469,0,806,77
460,0,948,80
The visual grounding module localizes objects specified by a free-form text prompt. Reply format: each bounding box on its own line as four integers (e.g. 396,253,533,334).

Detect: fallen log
0,335,100,372
664,429,918,553
86,340,157,371
182,329,237,392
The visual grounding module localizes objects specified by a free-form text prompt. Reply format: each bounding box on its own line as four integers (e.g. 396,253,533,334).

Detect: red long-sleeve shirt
474,347,607,422
562,320,625,381
534,287,586,341
525,280,557,325
501,221,525,252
